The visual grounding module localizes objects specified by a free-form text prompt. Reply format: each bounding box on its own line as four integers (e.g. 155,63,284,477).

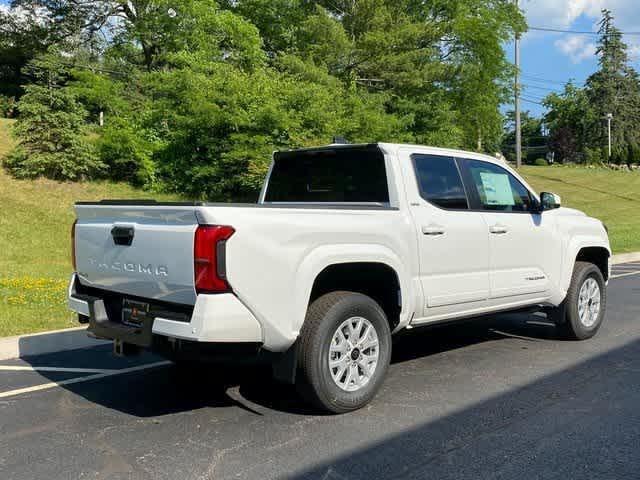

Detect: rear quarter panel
196,206,418,351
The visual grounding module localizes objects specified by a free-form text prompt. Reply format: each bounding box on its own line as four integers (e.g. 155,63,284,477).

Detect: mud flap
271,343,297,384
545,300,567,325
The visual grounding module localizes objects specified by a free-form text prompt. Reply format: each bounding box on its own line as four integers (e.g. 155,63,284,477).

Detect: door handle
422,225,446,236
489,224,508,234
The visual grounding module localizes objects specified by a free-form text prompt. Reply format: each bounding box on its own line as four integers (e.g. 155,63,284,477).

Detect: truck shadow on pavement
18,311,564,417
238,312,560,414
287,335,640,480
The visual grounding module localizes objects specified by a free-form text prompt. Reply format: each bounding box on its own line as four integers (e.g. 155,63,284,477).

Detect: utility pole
606,113,613,158
514,0,522,169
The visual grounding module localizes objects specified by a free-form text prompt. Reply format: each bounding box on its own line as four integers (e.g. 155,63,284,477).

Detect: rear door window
264,147,389,203
411,154,469,210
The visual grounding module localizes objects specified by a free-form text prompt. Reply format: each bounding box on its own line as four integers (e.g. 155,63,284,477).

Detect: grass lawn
0,116,638,336
0,118,183,336
520,165,640,254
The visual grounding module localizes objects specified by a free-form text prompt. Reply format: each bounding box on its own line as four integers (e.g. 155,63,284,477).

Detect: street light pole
514,0,522,169
606,113,613,158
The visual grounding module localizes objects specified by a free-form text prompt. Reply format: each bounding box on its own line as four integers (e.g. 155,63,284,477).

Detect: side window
412,154,468,210
463,159,533,212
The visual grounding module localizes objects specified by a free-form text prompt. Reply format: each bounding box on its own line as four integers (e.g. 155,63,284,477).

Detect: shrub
533,158,548,166
584,146,604,165
141,64,409,200
3,84,104,180
4,142,101,180
626,143,640,166
97,118,159,188
0,95,16,118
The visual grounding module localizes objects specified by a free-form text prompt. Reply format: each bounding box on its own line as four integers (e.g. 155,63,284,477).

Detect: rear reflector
71,219,77,270
194,225,235,293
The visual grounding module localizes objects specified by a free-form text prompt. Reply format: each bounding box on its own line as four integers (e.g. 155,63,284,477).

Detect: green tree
4,0,527,198
544,10,640,162
585,9,640,151
225,0,525,150
3,58,103,180
0,4,55,98
543,82,595,162
68,70,128,123
142,62,408,200
502,110,546,163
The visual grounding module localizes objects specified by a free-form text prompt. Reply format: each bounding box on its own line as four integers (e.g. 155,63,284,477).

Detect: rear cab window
264,146,389,204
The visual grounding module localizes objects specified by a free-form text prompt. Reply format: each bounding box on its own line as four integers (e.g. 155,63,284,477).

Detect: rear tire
555,261,607,340
296,291,392,414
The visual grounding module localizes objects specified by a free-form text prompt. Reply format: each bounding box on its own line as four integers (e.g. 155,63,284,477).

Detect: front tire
556,261,607,340
296,291,392,413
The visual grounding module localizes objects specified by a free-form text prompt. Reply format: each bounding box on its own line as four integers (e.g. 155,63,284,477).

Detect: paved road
1,264,639,480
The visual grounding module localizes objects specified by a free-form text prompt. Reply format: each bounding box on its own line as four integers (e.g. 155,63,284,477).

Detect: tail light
194,225,235,293
71,219,77,270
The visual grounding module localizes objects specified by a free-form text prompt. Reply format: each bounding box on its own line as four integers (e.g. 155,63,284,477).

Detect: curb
0,326,109,361
611,252,640,265
0,251,638,361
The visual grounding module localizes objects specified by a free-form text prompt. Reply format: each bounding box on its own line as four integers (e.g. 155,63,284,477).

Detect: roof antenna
332,136,349,145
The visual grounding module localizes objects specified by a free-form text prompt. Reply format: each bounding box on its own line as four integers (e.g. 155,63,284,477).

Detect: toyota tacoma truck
68,143,611,413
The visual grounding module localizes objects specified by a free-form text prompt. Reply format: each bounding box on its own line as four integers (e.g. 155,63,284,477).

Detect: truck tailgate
74,204,199,305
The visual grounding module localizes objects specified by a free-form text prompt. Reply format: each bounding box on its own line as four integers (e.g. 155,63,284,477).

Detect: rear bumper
67,273,263,347
68,274,91,316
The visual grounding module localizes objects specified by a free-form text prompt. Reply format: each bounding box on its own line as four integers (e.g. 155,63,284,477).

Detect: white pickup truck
69,143,611,412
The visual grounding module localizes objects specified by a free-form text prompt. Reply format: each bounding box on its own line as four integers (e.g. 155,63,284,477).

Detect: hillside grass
0,116,638,336
0,118,183,336
520,165,639,254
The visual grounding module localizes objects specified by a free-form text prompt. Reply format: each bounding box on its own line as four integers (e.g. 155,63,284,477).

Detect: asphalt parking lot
1,263,639,480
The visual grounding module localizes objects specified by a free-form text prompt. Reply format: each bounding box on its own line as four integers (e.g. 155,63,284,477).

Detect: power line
521,74,584,86
522,93,546,100
529,26,640,36
522,97,543,105
521,97,545,106
521,83,562,92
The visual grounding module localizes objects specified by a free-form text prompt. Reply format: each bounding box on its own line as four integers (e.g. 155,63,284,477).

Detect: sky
507,0,640,117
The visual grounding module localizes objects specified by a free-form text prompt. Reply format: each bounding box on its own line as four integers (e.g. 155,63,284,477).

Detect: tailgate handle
111,226,135,246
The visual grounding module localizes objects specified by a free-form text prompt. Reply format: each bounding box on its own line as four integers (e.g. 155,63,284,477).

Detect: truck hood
553,207,587,217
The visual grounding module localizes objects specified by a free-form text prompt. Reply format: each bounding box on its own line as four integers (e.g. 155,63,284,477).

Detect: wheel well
309,262,401,330
576,247,610,281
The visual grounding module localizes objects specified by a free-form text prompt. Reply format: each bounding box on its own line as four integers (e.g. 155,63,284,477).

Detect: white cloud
555,35,597,63
521,0,602,29
521,0,640,63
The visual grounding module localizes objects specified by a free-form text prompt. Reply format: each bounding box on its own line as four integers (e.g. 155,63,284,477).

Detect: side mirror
540,192,561,211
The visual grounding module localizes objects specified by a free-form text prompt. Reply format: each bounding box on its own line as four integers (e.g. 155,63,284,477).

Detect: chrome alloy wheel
328,316,380,392
578,277,601,328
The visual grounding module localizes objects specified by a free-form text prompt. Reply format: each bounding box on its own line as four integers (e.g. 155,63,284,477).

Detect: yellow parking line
0,361,171,399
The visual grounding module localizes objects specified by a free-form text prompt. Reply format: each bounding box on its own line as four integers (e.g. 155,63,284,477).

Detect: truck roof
277,142,508,167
